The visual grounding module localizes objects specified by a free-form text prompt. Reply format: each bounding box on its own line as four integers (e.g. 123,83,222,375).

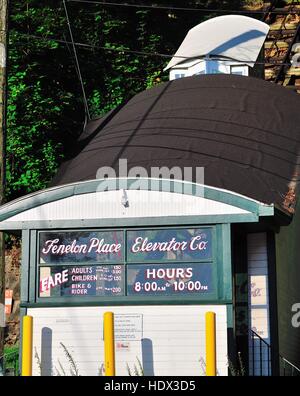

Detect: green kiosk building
1,15,300,376
0,74,300,376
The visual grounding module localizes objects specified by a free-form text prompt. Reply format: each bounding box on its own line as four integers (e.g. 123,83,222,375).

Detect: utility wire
63,0,91,121
15,32,295,67
67,0,300,15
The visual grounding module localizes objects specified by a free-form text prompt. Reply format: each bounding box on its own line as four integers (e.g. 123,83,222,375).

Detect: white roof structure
164,15,270,70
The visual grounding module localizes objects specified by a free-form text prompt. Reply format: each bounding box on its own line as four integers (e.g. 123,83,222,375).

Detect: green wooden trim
216,225,223,302
34,290,220,306
259,205,275,217
215,224,232,301
0,178,274,225
266,231,280,376
226,303,235,376
20,300,233,308
20,230,30,303
226,304,234,329
19,307,27,375
29,231,38,303
38,261,127,267
221,224,233,301
0,213,259,231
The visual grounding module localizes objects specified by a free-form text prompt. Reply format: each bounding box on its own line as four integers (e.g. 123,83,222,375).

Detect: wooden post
206,311,216,376
0,0,9,376
103,312,115,376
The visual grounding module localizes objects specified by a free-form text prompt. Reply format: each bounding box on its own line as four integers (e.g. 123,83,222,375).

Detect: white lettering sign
42,238,122,256
40,269,69,293
131,236,208,254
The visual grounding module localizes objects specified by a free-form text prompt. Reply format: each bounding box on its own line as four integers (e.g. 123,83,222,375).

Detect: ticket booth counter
0,178,277,376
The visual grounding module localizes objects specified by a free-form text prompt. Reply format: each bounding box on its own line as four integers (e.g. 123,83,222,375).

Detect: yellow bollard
103,312,115,376
21,315,33,376
205,311,216,376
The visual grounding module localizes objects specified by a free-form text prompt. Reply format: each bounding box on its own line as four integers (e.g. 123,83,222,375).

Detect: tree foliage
7,0,247,201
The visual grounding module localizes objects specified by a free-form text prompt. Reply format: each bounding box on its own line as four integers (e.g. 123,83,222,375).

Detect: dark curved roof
52,74,300,212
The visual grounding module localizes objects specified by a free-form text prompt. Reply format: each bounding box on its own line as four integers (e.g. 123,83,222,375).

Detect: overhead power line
67,0,300,15
14,32,294,67
63,0,91,121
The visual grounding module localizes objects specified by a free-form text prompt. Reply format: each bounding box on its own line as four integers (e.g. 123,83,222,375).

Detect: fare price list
93,265,124,296
39,265,125,298
127,263,213,296
69,265,124,296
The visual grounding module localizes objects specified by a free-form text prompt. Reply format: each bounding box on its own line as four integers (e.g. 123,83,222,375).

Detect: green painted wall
275,199,300,368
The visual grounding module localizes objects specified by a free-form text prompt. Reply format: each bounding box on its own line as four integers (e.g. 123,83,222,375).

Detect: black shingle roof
51,74,300,211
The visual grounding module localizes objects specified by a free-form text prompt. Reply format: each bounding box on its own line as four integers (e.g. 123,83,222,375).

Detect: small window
206,61,224,75
174,73,186,79
231,65,248,76
231,70,243,76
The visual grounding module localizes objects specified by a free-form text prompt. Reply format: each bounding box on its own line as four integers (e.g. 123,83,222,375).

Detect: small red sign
5,289,13,315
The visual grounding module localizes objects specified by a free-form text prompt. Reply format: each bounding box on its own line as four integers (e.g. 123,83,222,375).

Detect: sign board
127,263,213,296
114,314,143,341
250,275,267,306
39,265,124,298
251,308,269,339
5,289,13,315
127,228,212,262
37,227,218,301
39,230,124,264
39,228,212,264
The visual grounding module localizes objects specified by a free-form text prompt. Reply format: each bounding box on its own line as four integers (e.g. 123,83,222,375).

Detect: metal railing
250,330,300,376
250,330,272,376
280,356,300,376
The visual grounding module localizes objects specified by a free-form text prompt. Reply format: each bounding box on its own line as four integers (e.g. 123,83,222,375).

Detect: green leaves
3,1,182,200
7,1,244,201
